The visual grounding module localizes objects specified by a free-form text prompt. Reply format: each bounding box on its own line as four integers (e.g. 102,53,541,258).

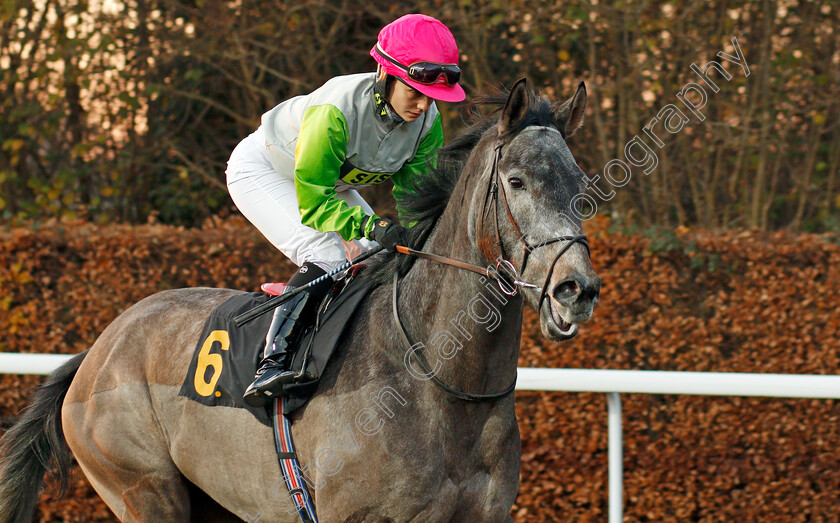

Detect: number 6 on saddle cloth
177,265,374,424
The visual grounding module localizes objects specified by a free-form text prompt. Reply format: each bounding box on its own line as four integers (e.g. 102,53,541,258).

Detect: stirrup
243,368,298,407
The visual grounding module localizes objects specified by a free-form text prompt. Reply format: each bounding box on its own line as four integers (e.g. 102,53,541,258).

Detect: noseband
392,134,591,402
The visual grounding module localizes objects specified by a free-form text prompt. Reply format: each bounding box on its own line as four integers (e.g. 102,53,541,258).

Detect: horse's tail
0,350,88,523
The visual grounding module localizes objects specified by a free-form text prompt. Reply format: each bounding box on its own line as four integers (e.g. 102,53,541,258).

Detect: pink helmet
370,14,466,103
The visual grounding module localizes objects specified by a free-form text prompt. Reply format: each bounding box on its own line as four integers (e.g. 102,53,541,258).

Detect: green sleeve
294,105,373,242
390,113,444,225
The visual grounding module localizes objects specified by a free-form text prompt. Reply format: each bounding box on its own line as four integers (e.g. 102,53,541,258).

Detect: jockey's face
387,78,433,122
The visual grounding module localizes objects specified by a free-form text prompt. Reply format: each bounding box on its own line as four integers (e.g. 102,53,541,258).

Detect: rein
392,271,517,401
391,136,591,403
394,244,536,296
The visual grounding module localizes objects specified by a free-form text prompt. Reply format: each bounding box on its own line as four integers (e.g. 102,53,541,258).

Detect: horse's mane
363,90,560,288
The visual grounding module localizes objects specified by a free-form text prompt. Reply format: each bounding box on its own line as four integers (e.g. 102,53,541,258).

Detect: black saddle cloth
178,266,374,425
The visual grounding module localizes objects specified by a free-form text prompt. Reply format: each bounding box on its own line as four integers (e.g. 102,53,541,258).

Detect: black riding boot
242,262,332,407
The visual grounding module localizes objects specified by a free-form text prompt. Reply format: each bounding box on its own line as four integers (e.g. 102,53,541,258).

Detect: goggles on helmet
375,43,461,86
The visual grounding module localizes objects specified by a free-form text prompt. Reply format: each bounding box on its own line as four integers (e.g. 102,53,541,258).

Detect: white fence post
607,392,623,523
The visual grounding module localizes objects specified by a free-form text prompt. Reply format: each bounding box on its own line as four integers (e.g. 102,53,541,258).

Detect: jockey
226,14,466,407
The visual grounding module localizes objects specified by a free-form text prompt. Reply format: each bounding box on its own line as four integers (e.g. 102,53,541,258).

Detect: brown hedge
1,218,839,522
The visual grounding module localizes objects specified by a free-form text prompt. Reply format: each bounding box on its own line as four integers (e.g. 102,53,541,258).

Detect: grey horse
0,79,599,522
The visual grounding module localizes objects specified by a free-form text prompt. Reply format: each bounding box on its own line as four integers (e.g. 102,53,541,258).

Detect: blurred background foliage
1,0,838,231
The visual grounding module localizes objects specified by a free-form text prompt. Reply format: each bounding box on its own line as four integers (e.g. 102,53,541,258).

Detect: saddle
280,264,373,414
178,265,374,425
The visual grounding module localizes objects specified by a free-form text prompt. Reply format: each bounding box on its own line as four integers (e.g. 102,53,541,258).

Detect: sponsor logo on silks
374,92,388,116
339,161,394,186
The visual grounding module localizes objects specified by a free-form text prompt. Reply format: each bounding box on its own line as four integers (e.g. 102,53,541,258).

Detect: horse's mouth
545,297,579,339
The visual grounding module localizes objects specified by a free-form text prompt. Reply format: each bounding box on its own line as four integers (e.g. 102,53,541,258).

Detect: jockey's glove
364,216,410,252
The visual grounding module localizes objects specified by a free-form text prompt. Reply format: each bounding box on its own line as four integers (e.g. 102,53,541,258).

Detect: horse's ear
498,77,530,136
554,81,587,138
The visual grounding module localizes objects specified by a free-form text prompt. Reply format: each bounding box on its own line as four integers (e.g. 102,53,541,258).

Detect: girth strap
272,398,319,523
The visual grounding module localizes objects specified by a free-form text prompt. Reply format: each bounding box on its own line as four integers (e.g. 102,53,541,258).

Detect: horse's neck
398,178,523,396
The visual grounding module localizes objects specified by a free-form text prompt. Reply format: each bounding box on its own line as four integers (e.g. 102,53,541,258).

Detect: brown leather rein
391,139,591,402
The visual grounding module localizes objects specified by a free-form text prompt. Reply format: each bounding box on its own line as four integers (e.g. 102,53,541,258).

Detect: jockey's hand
368,217,410,252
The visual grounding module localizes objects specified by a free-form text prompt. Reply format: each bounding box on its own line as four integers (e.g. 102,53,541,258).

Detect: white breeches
226,126,377,273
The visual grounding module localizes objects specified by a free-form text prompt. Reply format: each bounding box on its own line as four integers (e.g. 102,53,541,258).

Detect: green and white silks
260,73,443,242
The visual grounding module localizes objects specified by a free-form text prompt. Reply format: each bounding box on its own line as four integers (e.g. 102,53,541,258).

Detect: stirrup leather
243,292,312,407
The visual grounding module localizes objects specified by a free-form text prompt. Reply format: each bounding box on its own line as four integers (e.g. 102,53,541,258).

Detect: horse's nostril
553,279,581,303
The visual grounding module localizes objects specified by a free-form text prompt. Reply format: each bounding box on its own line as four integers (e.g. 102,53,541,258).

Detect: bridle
392,134,590,402
481,141,590,308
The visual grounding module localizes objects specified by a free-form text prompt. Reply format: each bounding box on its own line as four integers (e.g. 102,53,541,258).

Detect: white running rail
1,353,76,375
5,353,840,523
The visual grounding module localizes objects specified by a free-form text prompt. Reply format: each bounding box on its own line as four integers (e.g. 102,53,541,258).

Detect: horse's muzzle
552,271,601,309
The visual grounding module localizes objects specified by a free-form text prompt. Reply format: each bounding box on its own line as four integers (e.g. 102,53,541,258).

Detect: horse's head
372,78,599,342
471,78,600,341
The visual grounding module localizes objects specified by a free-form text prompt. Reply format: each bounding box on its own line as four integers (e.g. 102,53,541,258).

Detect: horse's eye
508,177,524,189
